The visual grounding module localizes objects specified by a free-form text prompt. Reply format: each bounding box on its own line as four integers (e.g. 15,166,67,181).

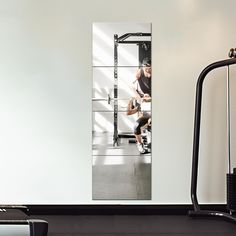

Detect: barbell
92,94,130,104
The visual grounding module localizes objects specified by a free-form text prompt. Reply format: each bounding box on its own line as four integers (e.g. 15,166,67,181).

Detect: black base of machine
227,169,236,212
189,209,236,223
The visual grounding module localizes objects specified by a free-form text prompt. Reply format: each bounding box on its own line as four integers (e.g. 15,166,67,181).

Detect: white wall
0,0,236,204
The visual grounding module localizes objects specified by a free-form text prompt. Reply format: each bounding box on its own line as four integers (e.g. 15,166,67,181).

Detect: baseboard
26,204,227,215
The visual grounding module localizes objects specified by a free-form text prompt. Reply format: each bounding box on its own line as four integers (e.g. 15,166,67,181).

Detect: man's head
142,57,151,66
142,57,151,74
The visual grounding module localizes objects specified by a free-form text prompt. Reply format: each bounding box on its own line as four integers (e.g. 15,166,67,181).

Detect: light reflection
93,25,142,66
94,112,113,132
93,67,137,100
93,43,113,66
93,155,151,166
94,81,102,93
93,156,125,166
142,155,151,164
93,25,151,135
93,124,103,132
119,112,136,130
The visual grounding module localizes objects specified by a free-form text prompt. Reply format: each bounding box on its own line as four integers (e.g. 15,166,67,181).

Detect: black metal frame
113,32,151,146
189,57,236,223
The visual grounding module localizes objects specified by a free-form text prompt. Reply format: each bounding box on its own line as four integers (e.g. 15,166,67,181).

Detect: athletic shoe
137,143,145,154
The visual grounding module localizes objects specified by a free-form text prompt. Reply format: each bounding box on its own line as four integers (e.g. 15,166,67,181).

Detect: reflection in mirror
92,22,152,200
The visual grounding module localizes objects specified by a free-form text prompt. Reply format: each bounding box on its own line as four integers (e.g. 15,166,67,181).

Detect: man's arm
136,68,141,80
132,69,142,99
126,98,139,115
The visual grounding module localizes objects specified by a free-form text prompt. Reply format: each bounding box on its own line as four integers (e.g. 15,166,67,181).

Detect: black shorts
134,116,150,135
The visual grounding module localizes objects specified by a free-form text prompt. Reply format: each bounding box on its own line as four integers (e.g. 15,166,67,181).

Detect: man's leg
134,117,149,153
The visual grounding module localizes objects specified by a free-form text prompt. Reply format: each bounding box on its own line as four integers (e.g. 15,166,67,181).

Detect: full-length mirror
92,23,152,200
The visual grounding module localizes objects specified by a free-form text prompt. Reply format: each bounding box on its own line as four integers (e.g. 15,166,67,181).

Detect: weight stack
227,168,236,212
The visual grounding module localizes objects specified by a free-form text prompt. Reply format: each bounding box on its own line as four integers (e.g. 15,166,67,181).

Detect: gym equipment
189,48,236,223
0,206,48,236
229,48,236,58
113,32,151,146
92,93,129,104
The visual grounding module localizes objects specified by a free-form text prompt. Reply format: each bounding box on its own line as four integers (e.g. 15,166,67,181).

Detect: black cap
142,57,151,66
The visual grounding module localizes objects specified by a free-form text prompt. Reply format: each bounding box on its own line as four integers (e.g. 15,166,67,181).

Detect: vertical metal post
113,34,118,146
227,65,231,174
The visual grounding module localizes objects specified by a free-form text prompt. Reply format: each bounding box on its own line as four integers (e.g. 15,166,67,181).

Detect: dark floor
32,215,236,236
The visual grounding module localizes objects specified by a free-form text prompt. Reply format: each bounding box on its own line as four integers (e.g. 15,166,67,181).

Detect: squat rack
113,32,151,146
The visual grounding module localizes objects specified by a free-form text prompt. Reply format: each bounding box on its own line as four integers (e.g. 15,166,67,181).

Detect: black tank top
138,68,151,96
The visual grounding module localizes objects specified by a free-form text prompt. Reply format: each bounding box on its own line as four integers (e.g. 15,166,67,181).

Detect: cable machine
189,48,236,223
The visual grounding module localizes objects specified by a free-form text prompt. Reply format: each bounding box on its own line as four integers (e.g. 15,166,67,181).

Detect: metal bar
92,110,151,112
92,98,130,101
117,33,132,41
93,66,144,68
227,66,231,174
191,57,236,212
117,41,151,44
113,34,118,146
92,110,139,113
117,33,151,42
